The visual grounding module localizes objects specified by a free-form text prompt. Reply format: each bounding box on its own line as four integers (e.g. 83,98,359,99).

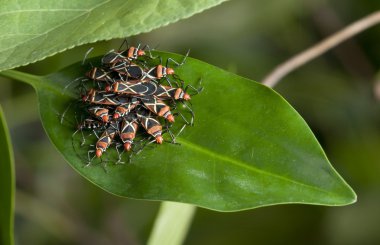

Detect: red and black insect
113,97,140,119
82,89,130,106
70,117,109,150
153,84,191,101
109,61,175,82
120,115,139,151
136,108,163,144
102,46,146,65
112,80,192,102
85,67,114,82
112,80,158,96
95,121,119,157
139,96,175,122
88,106,110,122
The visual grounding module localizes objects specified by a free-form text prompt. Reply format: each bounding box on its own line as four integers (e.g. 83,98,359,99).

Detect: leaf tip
329,183,357,206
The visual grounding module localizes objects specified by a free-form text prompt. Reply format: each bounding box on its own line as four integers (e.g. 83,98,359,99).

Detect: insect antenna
82,47,94,65
85,146,109,173
62,77,88,95
99,157,109,173
173,110,190,125
60,100,78,124
184,78,204,96
72,129,93,165
163,77,173,87
118,39,129,51
71,113,85,145
171,75,182,87
114,143,126,164
141,44,157,59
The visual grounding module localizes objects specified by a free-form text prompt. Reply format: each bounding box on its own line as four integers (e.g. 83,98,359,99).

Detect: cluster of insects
65,41,201,165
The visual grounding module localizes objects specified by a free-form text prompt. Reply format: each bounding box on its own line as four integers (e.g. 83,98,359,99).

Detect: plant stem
147,202,196,245
0,70,41,87
0,106,15,245
262,11,380,88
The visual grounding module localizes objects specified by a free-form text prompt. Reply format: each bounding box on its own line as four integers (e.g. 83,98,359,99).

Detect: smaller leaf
0,106,15,245
0,0,227,71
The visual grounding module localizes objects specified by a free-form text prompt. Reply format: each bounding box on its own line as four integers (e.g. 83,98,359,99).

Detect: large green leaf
0,52,356,211
0,106,15,245
0,0,226,71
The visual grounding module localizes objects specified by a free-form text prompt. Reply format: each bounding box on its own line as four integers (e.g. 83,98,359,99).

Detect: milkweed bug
136,108,163,144
88,106,110,122
120,115,139,151
82,89,130,106
112,80,158,96
95,121,118,158
113,97,140,119
140,96,175,122
101,42,148,66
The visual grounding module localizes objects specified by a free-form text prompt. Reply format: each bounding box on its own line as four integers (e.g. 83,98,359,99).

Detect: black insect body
139,96,175,122
136,108,164,144
110,61,174,82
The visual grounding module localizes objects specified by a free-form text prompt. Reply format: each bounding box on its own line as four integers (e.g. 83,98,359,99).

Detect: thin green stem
0,106,15,245
148,202,196,245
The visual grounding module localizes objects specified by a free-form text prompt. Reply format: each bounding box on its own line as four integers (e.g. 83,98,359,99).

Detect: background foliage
1,0,380,244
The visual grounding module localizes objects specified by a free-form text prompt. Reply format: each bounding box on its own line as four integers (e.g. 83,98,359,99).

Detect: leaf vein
0,9,89,17
179,139,333,195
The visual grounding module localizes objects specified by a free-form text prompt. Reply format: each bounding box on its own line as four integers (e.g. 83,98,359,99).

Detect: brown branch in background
311,4,375,80
262,11,380,88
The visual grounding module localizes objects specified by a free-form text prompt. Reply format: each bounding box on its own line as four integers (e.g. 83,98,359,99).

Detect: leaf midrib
179,139,337,197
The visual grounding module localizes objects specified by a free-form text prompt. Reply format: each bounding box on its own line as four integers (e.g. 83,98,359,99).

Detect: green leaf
0,106,15,245
0,52,356,211
0,0,226,71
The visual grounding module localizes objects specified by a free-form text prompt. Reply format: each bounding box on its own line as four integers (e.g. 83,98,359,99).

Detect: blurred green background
1,0,380,244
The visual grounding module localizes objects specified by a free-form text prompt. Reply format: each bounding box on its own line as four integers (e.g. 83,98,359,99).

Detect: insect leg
184,84,204,96
164,123,179,144
134,137,156,155
174,110,190,125
86,149,96,167
114,143,125,164
177,123,187,138
164,77,173,87
181,101,195,126
166,49,190,67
